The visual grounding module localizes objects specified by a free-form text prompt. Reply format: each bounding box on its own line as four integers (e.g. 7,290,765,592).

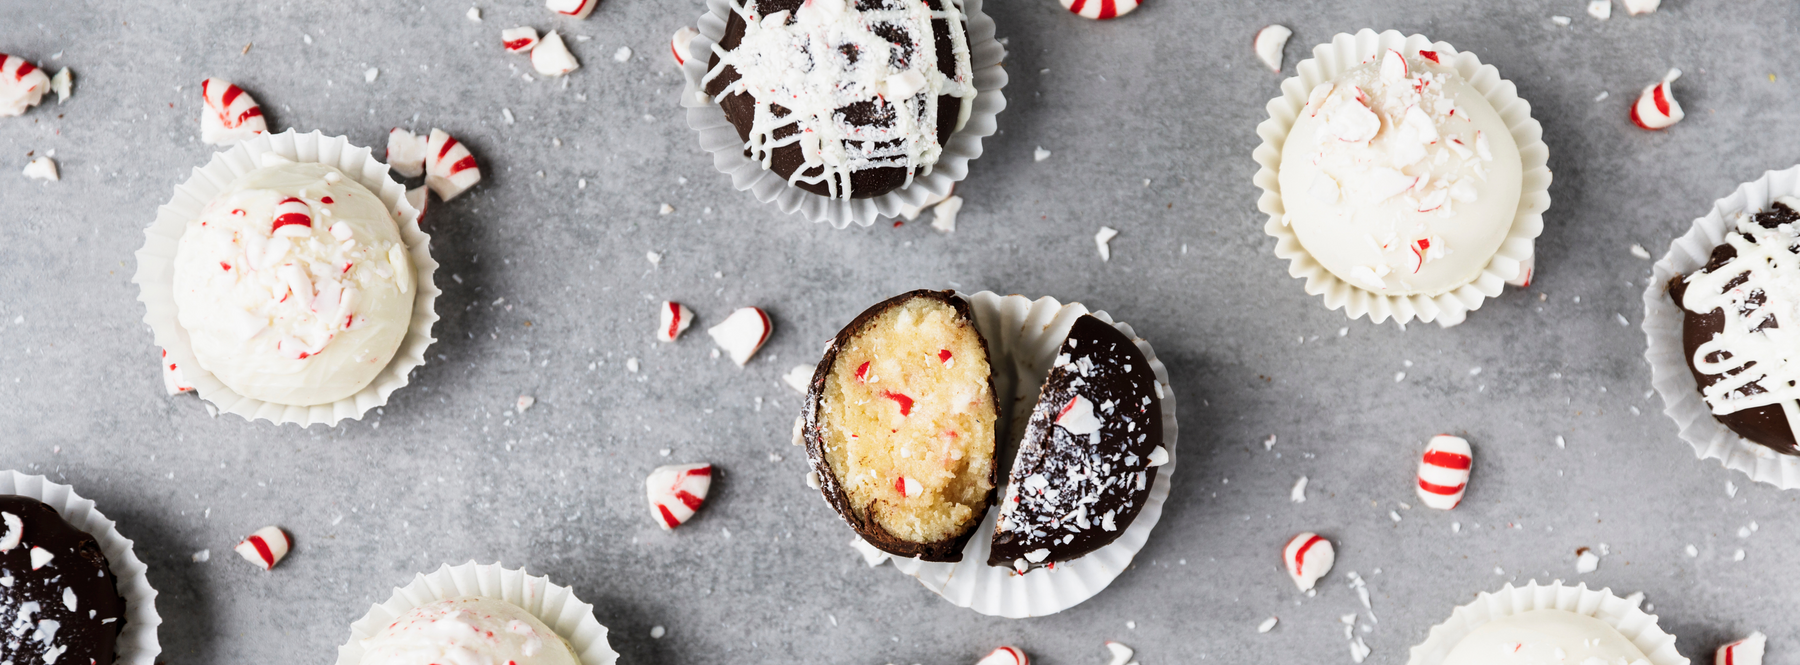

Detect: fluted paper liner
1253,29,1551,327
1,471,161,665
133,130,441,427
336,561,618,665
680,0,1008,228
1408,580,1686,665
832,293,1179,617
1643,164,1800,490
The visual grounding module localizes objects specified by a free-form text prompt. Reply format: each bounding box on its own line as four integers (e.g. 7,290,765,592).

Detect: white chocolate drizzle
702,0,976,198
1683,197,1800,439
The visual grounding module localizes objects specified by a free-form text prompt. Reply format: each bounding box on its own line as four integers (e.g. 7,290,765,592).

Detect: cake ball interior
819,297,996,546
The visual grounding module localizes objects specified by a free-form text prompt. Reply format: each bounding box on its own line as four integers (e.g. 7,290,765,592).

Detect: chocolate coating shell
0,496,126,665
989,314,1163,571
1669,200,1800,456
802,289,997,562
703,0,966,200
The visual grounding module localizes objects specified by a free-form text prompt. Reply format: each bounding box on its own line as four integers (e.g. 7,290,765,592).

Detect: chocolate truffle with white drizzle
701,0,976,199
1669,197,1800,455
989,315,1166,573
0,496,127,665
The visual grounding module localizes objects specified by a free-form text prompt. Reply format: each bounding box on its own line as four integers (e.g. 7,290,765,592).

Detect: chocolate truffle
0,496,126,665
803,290,998,562
701,0,977,199
989,315,1165,573
1669,197,1800,456
1442,609,1651,665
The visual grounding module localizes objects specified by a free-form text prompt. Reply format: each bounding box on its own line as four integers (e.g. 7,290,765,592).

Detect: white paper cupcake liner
133,130,441,427
1253,29,1551,327
1,471,161,665
858,292,1179,618
1407,580,1686,665
1643,164,1800,490
336,561,619,665
680,0,1009,229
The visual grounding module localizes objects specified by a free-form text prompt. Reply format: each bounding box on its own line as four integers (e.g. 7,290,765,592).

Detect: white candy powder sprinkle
614,47,632,62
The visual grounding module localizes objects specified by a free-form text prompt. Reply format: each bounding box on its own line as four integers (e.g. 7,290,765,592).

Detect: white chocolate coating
172,161,414,406
359,597,578,665
1443,610,1651,665
1279,50,1522,296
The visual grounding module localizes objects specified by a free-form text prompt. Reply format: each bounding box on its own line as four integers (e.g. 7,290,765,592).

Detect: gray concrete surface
4,0,1800,663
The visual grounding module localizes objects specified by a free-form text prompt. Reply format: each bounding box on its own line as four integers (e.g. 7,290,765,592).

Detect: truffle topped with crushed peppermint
0,496,126,665
989,314,1166,573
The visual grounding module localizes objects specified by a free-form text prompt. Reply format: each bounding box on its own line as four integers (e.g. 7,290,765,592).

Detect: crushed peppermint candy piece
234,526,291,570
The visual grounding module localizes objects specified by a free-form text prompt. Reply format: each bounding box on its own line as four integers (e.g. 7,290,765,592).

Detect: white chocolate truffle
359,597,578,665
1443,610,1652,665
172,161,415,406
1279,49,1522,297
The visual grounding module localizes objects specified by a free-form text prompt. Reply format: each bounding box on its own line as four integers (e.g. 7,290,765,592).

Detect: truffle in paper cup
680,0,1008,229
1408,580,1686,665
877,292,1177,618
133,129,440,427
336,561,618,665
1643,164,1800,490
1252,29,1550,327
1,471,161,665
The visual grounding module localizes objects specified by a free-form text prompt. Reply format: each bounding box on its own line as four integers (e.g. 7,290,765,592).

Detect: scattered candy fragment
707,307,771,366
1253,25,1292,73
1104,641,1134,665
21,156,57,181
387,128,428,178
233,526,291,570
1283,532,1334,591
976,646,1028,665
516,395,535,413
646,463,713,529
1290,475,1307,503
466,6,481,21
49,68,71,103
931,195,963,233
1623,0,1659,15
199,78,268,145
532,31,580,77
1575,546,1600,574
1716,632,1765,665
612,46,632,63
0,512,20,551
1095,226,1119,261
1061,0,1139,20
782,365,812,393
898,184,955,222
1415,434,1473,510
1630,69,1684,130
1034,147,1052,162
1506,253,1535,288
0,53,50,116
1587,0,1611,19
894,475,922,498
406,186,429,217
502,26,540,53
656,301,693,342
162,349,194,395
546,0,596,19
29,547,52,569
425,128,482,201
1257,617,1278,633
670,26,698,66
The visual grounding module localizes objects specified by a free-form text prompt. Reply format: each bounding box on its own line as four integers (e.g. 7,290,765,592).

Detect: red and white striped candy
387,128,428,178
199,78,268,146
545,0,595,19
1060,0,1139,20
646,463,713,530
406,185,429,218
707,307,771,366
1506,253,1535,288
976,646,1029,665
271,197,313,236
425,128,482,201
162,349,194,395
1282,532,1334,591
671,26,698,67
657,301,694,342
233,525,291,570
1716,632,1765,665
502,26,540,53
1630,69,1684,131
0,53,51,117
1415,435,1473,510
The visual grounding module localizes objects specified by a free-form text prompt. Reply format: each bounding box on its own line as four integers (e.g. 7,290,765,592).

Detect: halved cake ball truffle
0,496,127,665
1668,197,1800,456
989,315,1165,573
803,290,997,561
701,0,977,200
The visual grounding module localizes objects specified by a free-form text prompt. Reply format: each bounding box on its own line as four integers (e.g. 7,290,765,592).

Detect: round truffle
359,597,578,665
701,0,977,200
1278,49,1522,296
171,160,416,406
0,496,127,665
1442,609,1650,665
1669,197,1800,455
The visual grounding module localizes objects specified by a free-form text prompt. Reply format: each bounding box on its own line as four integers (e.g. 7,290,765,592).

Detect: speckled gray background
3,0,1799,663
